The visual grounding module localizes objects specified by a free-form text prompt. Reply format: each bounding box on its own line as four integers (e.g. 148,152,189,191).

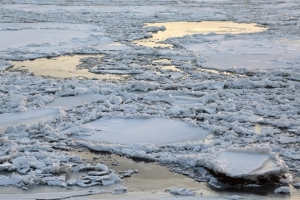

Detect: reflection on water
255,124,262,134
198,67,239,76
161,65,181,72
152,59,172,64
135,21,267,48
10,55,128,80
152,59,181,72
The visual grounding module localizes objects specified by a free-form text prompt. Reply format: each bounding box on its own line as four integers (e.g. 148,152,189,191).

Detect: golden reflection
135,21,267,48
11,55,128,80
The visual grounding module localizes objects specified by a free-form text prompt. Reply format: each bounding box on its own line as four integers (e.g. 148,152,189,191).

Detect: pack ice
0,0,300,197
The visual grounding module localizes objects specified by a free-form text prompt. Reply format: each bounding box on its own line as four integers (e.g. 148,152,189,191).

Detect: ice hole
134,21,267,48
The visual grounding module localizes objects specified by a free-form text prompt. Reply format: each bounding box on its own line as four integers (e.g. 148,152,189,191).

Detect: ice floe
208,146,288,180
0,109,59,133
47,94,106,108
74,117,208,145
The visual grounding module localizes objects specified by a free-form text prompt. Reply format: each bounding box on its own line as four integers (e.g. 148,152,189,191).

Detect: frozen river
0,0,300,199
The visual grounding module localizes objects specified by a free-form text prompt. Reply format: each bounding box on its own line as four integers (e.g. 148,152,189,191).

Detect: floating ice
274,186,290,194
1,0,300,197
185,36,300,70
209,147,288,180
0,109,59,133
76,117,208,145
227,195,243,200
47,94,106,108
167,188,196,196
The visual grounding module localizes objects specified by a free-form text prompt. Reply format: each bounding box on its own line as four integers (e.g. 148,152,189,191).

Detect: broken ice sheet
74,117,208,145
208,147,288,180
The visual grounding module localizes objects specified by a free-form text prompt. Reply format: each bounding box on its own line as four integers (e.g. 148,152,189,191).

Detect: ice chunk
227,195,243,200
274,186,290,194
10,92,27,104
102,180,114,186
0,162,13,171
0,174,23,186
293,182,300,188
12,156,37,169
278,135,299,144
167,188,196,196
209,147,288,180
114,187,127,193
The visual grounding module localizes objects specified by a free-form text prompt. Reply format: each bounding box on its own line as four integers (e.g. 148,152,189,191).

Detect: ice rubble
0,123,122,188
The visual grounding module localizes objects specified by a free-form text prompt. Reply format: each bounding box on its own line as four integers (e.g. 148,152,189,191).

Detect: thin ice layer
78,117,208,145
